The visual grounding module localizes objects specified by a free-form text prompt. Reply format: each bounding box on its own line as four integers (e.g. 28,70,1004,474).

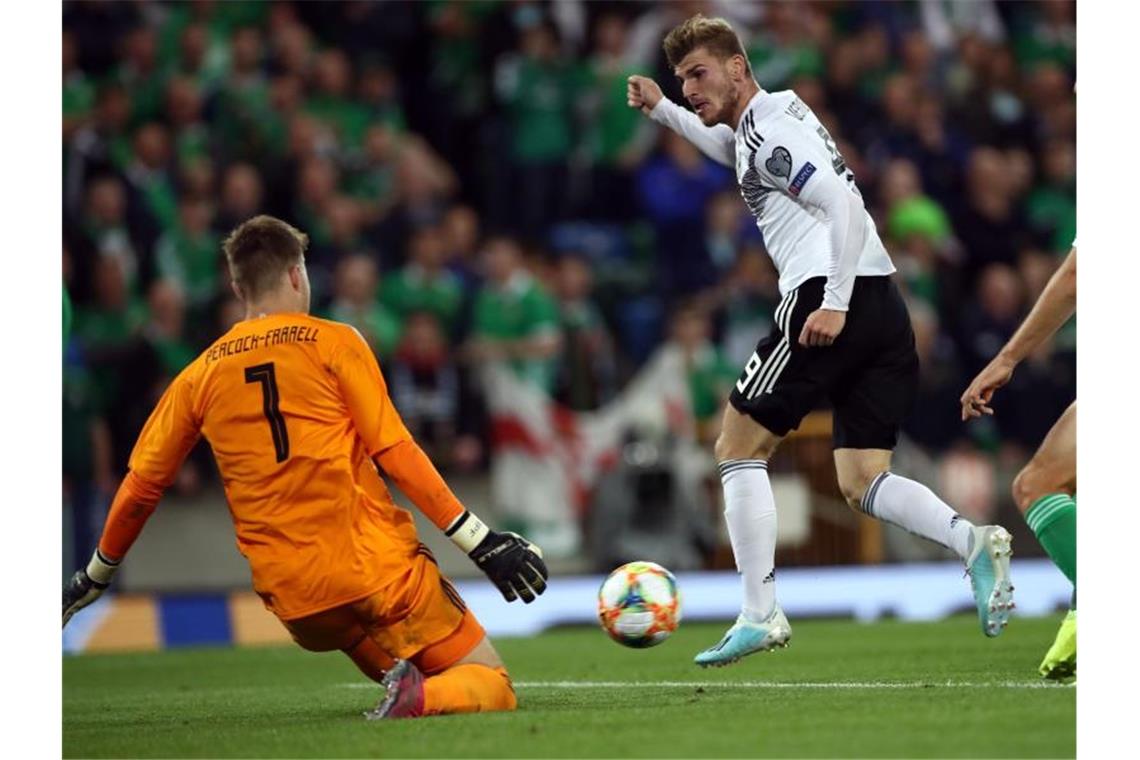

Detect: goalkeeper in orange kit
62,215,548,719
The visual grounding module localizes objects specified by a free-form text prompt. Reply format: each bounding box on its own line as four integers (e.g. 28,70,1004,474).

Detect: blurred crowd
62,0,1076,567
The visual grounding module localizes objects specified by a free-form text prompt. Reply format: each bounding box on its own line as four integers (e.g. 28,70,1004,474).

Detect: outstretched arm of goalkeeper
64,371,200,627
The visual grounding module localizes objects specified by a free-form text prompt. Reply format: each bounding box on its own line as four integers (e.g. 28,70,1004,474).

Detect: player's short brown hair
663,14,752,76
223,215,309,299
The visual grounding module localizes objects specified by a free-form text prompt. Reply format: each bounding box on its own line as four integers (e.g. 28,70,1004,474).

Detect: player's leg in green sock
1012,403,1076,585
1023,494,1076,584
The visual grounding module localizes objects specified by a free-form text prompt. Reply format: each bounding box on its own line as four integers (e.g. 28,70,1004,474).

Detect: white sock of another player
719,459,778,622
862,472,973,560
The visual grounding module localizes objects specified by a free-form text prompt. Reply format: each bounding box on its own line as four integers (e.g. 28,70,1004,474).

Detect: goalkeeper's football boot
1039,610,1076,681
965,524,1015,637
364,659,425,720
694,604,791,668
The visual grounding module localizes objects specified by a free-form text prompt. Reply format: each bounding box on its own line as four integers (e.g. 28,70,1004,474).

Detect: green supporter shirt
347,163,397,206
304,96,374,150
155,226,221,307
151,335,197,377
63,72,94,119
75,300,148,410
686,344,738,422
112,65,167,127
473,273,560,391
215,77,275,161
379,266,464,333
325,301,403,358
1026,185,1077,255
174,123,211,166
136,172,179,232
585,60,643,165
748,37,824,89
501,57,576,163
427,0,498,116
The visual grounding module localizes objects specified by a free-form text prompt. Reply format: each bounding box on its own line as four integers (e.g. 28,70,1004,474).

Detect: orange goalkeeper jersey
123,313,460,620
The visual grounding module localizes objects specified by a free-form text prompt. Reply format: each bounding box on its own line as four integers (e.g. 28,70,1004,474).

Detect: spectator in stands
165,76,210,170
313,195,373,297
958,262,1025,381
65,84,132,215
143,279,195,381
325,254,401,359
467,235,562,393
63,30,95,142
636,130,732,300
389,311,463,468
953,147,1031,286
494,21,576,238
350,124,401,228
114,25,164,126
903,299,968,452
440,203,482,291
552,252,619,412
76,176,145,299
1026,137,1076,254
124,122,178,236
154,195,220,318
305,49,369,150
380,224,465,336
716,244,781,367
666,302,737,444
215,163,265,235
581,12,655,222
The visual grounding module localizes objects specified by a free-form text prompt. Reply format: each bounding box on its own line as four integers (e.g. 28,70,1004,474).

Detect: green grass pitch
64,615,1074,758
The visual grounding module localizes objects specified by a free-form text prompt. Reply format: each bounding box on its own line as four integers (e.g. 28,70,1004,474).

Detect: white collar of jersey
734,89,770,137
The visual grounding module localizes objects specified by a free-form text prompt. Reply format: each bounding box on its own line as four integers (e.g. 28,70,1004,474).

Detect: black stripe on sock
717,461,768,477
861,472,892,516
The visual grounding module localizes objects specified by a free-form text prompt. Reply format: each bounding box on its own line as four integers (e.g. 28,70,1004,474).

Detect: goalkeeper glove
63,550,119,628
446,511,549,603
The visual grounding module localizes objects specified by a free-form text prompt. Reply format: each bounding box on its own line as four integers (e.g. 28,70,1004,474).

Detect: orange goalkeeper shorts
282,547,486,675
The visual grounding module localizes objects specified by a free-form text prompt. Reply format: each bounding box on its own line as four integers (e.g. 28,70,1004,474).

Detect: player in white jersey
628,14,1015,667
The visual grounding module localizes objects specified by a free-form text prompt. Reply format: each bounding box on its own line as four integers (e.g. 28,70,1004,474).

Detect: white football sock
862,472,973,560
719,459,777,622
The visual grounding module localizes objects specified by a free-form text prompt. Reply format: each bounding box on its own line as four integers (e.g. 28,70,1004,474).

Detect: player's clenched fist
627,75,663,115
798,309,847,348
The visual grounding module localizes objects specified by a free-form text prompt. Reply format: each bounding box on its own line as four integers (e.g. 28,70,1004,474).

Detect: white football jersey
651,89,895,308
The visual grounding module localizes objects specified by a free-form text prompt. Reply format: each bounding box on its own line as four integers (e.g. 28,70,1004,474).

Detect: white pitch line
340,680,1072,690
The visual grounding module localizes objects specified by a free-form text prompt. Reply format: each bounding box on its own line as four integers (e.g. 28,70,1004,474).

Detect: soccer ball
597,561,681,648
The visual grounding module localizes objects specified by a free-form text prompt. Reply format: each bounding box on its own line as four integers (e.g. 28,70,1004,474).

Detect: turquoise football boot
694,604,791,668
965,525,1015,637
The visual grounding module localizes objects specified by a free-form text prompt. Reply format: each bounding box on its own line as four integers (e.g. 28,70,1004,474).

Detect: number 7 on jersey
245,362,290,462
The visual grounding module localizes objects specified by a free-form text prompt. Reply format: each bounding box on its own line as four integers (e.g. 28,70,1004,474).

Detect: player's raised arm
330,326,549,603
63,368,202,627
629,75,736,167
961,248,1077,419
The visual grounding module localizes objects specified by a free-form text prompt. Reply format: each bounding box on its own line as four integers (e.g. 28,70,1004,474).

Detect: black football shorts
729,276,919,450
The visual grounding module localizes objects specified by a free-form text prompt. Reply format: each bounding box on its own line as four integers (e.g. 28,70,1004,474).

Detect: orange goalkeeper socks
422,664,517,715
